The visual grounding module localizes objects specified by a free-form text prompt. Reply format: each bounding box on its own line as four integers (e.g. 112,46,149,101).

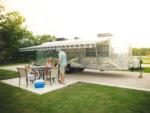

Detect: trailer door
81,47,98,69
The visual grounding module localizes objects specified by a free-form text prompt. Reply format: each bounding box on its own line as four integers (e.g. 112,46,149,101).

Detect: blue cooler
34,79,45,88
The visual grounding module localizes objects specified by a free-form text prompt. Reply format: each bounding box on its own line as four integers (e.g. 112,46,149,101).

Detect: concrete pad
1,77,78,95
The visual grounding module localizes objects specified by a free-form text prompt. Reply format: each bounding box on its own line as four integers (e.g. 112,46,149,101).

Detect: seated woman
45,57,52,79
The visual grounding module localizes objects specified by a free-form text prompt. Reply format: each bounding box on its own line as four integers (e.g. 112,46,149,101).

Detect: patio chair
51,65,59,83
17,68,36,87
45,65,58,85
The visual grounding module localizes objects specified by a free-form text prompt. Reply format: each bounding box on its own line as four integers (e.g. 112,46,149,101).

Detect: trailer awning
19,38,110,52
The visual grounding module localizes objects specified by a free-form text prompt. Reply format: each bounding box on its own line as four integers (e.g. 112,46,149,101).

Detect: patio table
31,66,51,80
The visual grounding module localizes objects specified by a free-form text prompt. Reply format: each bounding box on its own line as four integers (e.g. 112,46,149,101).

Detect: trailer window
86,48,96,57
97,44,109,57
36,50,58,65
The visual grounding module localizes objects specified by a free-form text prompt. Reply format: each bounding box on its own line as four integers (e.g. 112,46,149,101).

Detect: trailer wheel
65,64,73,74
65,64,84,74
79,68,84,71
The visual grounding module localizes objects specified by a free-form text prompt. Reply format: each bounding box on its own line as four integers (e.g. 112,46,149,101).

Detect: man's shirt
58,51,67,66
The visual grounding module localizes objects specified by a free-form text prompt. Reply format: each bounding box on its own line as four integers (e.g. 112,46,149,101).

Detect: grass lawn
142,57,150,64
0,70,150,113
0,69,18,80
0,63,28,67
132,56,150,64
143,67,150,73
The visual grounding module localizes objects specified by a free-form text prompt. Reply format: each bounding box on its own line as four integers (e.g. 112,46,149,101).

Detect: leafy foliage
0,6,34,63
34,34,56,45
132,48,150,56
0,5,56,64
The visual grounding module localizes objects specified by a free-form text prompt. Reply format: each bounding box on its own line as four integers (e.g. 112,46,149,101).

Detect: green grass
0,63,28,67
142,57,150,64
132,56,150,64
143,58,150,64
0,69,150,113
143,67,150,73
0,69,18,80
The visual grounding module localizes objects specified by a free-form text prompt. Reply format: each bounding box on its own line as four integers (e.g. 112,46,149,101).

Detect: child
45,57,52,67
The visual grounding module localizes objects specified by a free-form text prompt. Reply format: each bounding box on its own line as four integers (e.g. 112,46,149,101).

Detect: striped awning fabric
19,38,110,52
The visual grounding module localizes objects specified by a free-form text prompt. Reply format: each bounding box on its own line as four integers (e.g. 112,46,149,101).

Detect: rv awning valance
19,38,110,52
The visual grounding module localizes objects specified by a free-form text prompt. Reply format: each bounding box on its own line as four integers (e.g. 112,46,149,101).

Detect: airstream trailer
19,37,132,73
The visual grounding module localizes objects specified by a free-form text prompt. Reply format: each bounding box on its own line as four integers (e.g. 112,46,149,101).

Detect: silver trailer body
64,38,131,71
20,38,131,71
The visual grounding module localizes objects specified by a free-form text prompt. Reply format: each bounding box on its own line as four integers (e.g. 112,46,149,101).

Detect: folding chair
45,65,58,85
51,65,59,84
17,68,36,87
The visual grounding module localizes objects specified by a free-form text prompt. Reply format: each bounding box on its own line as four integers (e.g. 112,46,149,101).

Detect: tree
0,6,35,64
132,48,150,56
35,35,56,45
0,5,56,64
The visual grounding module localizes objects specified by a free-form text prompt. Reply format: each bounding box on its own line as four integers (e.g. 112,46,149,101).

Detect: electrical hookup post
139,59,143,78
130,58,143,78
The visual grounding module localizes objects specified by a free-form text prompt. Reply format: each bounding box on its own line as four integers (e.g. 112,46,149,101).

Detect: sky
1,0,150,47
